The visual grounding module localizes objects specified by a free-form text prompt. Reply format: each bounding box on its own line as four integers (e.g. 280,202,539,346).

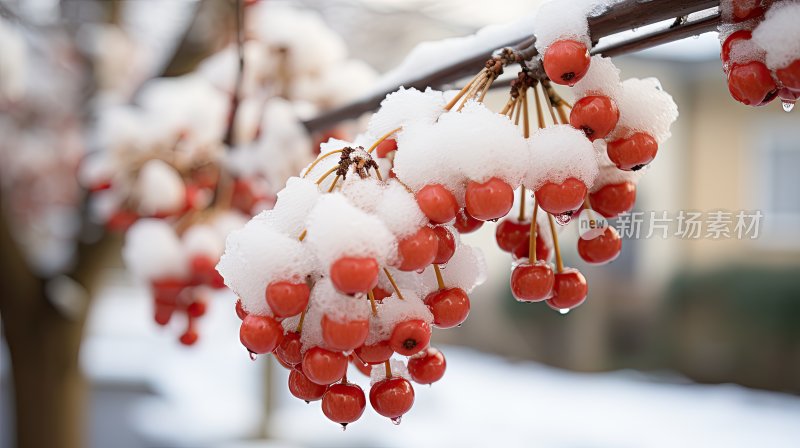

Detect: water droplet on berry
391,416,402,425
554,212,572,225
341,424,348,431
559,308,570,315
248,351,258,361
782,100,795,112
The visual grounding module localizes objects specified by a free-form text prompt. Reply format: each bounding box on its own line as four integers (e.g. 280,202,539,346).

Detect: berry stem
298,229,307,241
433,264,446,290
302,149,345,178
367,127,402,155
499,96,515,115
518,187,526,222
457,74,489,111
533,82,545,129
367,290,378,316
327,175,341,193
315,166,338,185
529,199,539,262
384,360,393,378
547,213,564,273
477,74,495,102
296,309,307,333
444,68,488,111
540,81,559,125
522,87,531,138
383,268,405,300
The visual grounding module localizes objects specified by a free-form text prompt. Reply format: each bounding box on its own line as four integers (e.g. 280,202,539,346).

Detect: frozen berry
330,257,379,295
776,60,800,91
389,319,431,356
535,177,587,215
276,331,303,366
354,340,394,365
546,270,588,311
408,348,446,385
727,61,778,106
454,208,483,233
569,96,619,141
511,226,551,262
578,226,622,264
465,177,514,221
543,40,591,86
266,281,310,318
322,382,366,427
606,131,658,171
424,288,470,329
397,226,438,271
240,315,284,354
288,367,327,402
375,138,398,158
370,377,415,420
510,260,554,302
721,29,752,66
432,226,456,264
302,347,348,385
589,182,636,218
321,315,369,352
416,184,459,224
496,219,530,252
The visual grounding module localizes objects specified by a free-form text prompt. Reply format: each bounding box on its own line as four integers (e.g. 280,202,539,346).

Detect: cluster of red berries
719,0,799,108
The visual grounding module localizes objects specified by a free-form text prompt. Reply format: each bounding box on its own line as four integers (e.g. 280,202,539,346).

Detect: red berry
186,301,206,318
432,226,456,264
578,226,622,264
535,177,587,215
606,131,658,171
330,257,379,295
543,40,591,86
721,30,752,66
154,303,175,326
276,331,303,366
151,278,185,303
106,209,138,232
235,298,248,320
179,327,199,346
408,348,446,385
511,226,551,262
389,319,431,356
240,315,284,354
396,227,438,271
453,208,483,233
369,377,415,419
266,281,310,318
465,177,514,221
354,340,394,364
322,382,366,427
727,61,778,106
321,315,369,351
350,355,373,376
190,254,220,286
416,184,459,224
375,138,398,158
495,219,530,252
302,347,348,385
776,60,800,91
589,182,636,218
731,0,767,22
510,260,555,302
372,287,392,301
424,288,470,329
288,367,327,402
546,270,589,311
569,96,619,141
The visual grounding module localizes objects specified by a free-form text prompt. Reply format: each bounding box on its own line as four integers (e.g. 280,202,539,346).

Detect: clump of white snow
611,78,678,144
123,219,188,281
525,124,598,190
135,159,186,216
751,2,800,71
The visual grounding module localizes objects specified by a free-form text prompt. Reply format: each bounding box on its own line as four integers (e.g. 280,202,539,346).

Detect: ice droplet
555,213,572,225
559,308,570,315
391,416,402,425
248,351,258,361
782,100,795,112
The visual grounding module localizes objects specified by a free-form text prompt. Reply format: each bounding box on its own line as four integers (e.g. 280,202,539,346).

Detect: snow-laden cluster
750,2,800,72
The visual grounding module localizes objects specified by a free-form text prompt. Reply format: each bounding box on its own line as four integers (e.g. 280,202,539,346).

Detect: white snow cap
217,216,312,316
365,293,433,346
533,0,606,53
374,180,427,238
263,176,321,238
123,219,188,281
135,159,186,216
526,124,598,190
311,278,371,323
422,244,487,294
612,78,678,144
572,56,622,99
304,193,396,267
367,88,447,138
751,1,800,71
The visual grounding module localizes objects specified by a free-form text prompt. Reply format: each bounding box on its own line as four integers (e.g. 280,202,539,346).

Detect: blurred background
1,0,799,447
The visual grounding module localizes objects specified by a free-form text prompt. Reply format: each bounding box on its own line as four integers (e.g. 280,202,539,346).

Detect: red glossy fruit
288,367,327,402
240,315,284,354
606,131,658,171
511,226,551,262
730,0,767,22
186,301,206,318
179,327,199,346
397,226,438,271
375,138,398,158
370,377,415,419
546,270,589,311
151,278,185,302
302,347,348,385
330,257,379,294
424,288,470,329
322,382,366,427
589,182,636,218
266,281,310,318
543,40,591,86
389,319,431,356
721,30,752,66
355,340,394,364
416,184,459,224
350,355,373,376
372,287,392,301
465,177,514,221
190,255,221,286
454,208,483,233
776,60,800,91
276,331,303,366
510,260,555,302
535,177,587,215
569,96,619,141
727,61,778,106
154,303,175,326
408,348,446,385
578,226,622,264
496,219,530,252
432,226,456,264
321,315,369,351
235,298,248,320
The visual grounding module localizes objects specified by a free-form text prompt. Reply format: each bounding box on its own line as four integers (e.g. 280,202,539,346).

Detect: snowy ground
71,276,800,448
